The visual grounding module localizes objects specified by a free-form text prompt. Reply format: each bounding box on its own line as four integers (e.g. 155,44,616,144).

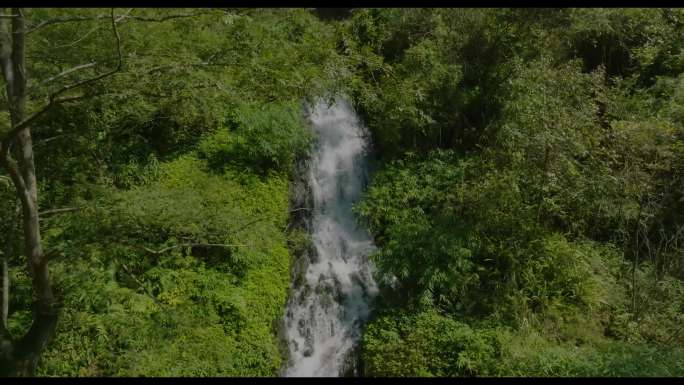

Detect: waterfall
283,97,379,377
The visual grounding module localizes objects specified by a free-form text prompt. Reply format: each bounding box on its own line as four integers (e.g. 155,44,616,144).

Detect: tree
0,8,121,376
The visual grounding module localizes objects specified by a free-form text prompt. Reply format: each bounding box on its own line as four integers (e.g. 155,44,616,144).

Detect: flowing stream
283,98,379,377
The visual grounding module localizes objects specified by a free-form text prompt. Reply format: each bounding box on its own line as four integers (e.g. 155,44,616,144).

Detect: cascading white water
284,98,379,377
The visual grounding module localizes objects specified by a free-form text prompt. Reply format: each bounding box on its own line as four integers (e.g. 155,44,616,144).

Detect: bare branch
47,9,132,52
27,14,108,34
33,133,71,147
1,8,122,147
229,217,271,237
116,259,162,306
38,207,79,217
141,243,247,255
289,207,311,213
1,93,88,148
0,148,30,214
27,9,219,34
39,61,97,86
145,49,231,75
217,209,307,239
52,25,101,49
123,11,215,23
46,9,122,101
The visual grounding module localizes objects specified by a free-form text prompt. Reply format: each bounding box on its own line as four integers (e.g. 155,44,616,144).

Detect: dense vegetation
348,8,684,376
0,7,682,377
0,8,343,376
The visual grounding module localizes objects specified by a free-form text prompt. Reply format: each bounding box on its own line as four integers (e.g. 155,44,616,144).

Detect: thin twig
229,208,311,236
33,134,72,147
27,15,107,33
141,243,246,255
117,260,162,306
27,9,217,34
229,217,270,236
289,207,311,213
0,8,122,147
38,207,80,217
664,316,684,344
1,94,85,149
39,62,97,86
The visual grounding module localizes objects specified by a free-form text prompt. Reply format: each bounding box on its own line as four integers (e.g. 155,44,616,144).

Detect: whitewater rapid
283,98,378,377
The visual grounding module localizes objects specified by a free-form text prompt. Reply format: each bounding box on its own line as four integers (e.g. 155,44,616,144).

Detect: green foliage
357,150,619,321
34,153,292,376
343,9,548,157
362,310,508,377
499,330,684,376
198,102,311,175
0,8,346,377
565,8,684,80
349,7,684,377
363,308,684,377
2,7,684,378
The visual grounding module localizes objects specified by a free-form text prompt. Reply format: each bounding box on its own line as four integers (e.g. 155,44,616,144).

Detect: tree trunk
0,8,58,377
631,202,644,321
1,257,7,328
1,203,15,330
